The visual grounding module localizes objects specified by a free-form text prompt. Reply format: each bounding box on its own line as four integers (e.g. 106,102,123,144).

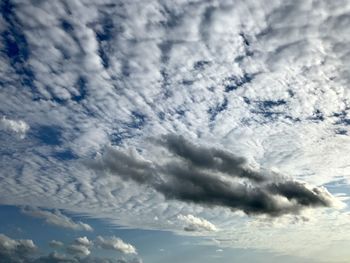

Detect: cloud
28,251,122,263
21,207,93,232
66,244,91,258
66,236,92,258
49,240,64,248
0,233,37,262
35,252,76,263
74,237,92,247
178,214,218,232
95,236,137,255
116,258,143,263
1,0,350,260
157,134,263,182
0,116,29,138
94,134,339,217
0,235,133,263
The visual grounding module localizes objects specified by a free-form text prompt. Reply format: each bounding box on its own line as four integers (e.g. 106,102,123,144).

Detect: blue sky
1,0,350,262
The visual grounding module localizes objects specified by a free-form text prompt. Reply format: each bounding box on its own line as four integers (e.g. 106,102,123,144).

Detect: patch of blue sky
32,125,63,146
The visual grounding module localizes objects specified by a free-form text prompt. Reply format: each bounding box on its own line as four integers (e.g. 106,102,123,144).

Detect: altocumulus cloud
21,207,93,232
94,134,340,217
1,0,350,259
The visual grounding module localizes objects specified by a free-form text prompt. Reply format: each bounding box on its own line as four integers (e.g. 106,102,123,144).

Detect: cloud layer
1,0,350,260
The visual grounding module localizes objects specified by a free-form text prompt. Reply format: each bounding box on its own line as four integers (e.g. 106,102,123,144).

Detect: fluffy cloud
21,207,93,232
95,236,137,255
94,134,339,217
178,214,217,232
4,235,139,263
66,237,92,258
0,233,37,262
74,237,92,247
0,116,29,138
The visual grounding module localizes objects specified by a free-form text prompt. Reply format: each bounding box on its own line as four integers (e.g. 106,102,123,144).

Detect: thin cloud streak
21,207,93,232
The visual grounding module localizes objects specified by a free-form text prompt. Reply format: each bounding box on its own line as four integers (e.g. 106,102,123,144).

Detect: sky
1,0,350,262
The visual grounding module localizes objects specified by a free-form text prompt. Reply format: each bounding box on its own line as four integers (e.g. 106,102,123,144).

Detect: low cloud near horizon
0,233,141,263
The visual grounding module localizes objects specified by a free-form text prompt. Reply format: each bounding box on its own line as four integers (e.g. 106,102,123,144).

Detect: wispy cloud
21,207,93,232
49,240,64,248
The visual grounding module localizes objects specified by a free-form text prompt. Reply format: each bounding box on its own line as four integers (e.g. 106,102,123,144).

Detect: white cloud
74,236,92,247
178,214,218,232
21,207,93,232
96,236,137,255
0,116,29,138
66,236,92,257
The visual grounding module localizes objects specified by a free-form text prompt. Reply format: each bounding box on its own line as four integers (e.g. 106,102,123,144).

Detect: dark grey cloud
94,134,337,217
157,134,265,183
